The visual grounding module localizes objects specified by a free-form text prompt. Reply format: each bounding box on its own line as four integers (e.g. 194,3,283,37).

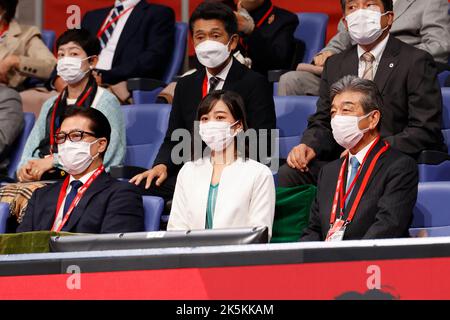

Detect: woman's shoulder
239,159,274,177
94,87,121,110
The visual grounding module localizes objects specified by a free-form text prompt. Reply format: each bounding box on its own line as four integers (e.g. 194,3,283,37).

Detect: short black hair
56,28,101,57
189,1,238,36
0,0,18,23
62,107,111,158
340,0,393,13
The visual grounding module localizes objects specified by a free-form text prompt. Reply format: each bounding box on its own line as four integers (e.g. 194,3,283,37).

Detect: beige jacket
0,20,56,88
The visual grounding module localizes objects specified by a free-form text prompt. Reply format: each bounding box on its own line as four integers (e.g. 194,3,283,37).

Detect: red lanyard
49,87,93,154
256,5,274,28
202,75,208,98
96,6,135,38
51,165,105,232
329,137,389,226
0,23,9,37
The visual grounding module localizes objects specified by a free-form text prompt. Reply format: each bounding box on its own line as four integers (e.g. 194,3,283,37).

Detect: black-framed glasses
54,130,97,144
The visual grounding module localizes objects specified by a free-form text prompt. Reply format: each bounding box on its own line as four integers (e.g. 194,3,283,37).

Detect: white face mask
195,39,231,69
331,113,373,150
58,139,99,175
57,56,92,85
346,9,389,45
199,120,240,152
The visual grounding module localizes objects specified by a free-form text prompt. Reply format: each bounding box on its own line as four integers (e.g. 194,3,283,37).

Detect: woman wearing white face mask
167,90,275,238
17,29,125,183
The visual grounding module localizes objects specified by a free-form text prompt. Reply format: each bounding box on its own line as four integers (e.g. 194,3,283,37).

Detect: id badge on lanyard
325,218,346,242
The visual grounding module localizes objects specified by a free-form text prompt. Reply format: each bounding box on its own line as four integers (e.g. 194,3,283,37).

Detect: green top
205,183,219,229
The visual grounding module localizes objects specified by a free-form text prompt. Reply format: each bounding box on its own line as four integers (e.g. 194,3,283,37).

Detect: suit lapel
222,59,244,91
344,139,387,216
341,48,359,78
373,37,400,94
393,0,415,22
62,172,111,231
113,1,147,65
39,182,64,230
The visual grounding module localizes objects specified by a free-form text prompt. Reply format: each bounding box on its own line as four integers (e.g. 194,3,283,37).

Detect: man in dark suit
81,0,175,85
301,75,418,241
279,0,445,187
17,107,144,234
235,0,299,76
130,2,276,200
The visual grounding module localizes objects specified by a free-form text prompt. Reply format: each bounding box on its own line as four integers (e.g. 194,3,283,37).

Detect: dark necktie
345,157,360,207
63,180,83,218
99,4,125,49
209,76,220,93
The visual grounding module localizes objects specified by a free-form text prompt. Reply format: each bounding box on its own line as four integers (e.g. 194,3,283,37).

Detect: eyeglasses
54,130,97,144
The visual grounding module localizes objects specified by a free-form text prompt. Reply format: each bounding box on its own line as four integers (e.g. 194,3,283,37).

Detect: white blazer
168,157,276,238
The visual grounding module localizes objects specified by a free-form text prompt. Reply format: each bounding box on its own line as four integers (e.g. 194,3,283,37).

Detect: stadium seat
6,113,35,180
143,196,164,231
417,88,450,182
129,22,189,104
41,30,56,51
110,104,171,179
275,96,318,159
295,13,329,64
438,70,450,87
0,202,8,234
410,182,450,237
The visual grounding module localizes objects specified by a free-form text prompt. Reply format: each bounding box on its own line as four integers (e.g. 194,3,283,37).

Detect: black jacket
81,1,175,84
17,171,145,233
301,139,418,241
153,58,276,175
301,36,446,161
241,0,299,76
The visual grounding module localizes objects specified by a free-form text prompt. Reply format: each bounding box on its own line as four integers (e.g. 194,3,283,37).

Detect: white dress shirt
357,34,390,79
96,0,141,70
205,58,233,92
347,138,378,186
53,168,98,230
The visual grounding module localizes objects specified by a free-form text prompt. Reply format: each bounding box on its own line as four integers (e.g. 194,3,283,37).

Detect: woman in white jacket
167,90,275,238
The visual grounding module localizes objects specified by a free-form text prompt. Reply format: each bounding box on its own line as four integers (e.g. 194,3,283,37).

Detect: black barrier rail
2,237,450,277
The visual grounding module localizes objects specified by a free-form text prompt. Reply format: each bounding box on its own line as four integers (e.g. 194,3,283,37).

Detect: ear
90,55,99,68
228,34,240,51
96,137,108,154
370,110,381,130
386,11,394,27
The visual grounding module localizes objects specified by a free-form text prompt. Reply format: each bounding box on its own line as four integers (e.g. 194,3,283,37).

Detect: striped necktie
361,52,375,81
99,3,125,49
209,76,220,93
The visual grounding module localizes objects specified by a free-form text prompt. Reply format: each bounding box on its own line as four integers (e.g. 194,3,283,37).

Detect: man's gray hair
330,75,384,114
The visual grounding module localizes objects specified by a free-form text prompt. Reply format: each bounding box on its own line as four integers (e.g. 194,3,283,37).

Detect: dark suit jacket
81,1,175,85
301,36,446,161
241,1,299,76
153,58,276,175
301,139,418,241
17,171,145,233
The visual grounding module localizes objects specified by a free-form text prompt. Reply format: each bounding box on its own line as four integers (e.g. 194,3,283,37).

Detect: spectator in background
17,29,125,182
279,0,450,96
80,0,175,102
0,85,23,179
301,76,417,241
0,0,56,89
168,91,275,238
278,0,445,188
130,2,276,202
17,107,144,234
234,0,299,76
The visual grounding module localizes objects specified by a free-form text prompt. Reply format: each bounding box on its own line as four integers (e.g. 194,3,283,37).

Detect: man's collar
350,136,378,165
115,0,141,9
206,58,234,82
357,34,390,62
69,166,101,185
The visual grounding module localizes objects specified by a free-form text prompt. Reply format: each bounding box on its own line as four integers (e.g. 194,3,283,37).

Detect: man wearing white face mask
278,0,445,188
17,107,144,234
301,75,417,241
130,2,276,203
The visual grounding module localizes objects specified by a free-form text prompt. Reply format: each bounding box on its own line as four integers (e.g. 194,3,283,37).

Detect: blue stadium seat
143,196,164,231
41,30,56,51
7,113,35,180
417,88,450,182
0,202,9,234
295,13,329,64
438,70,450,87
122,104,171,169
275,96,318,159
410,182,450,237
131,22,188,104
